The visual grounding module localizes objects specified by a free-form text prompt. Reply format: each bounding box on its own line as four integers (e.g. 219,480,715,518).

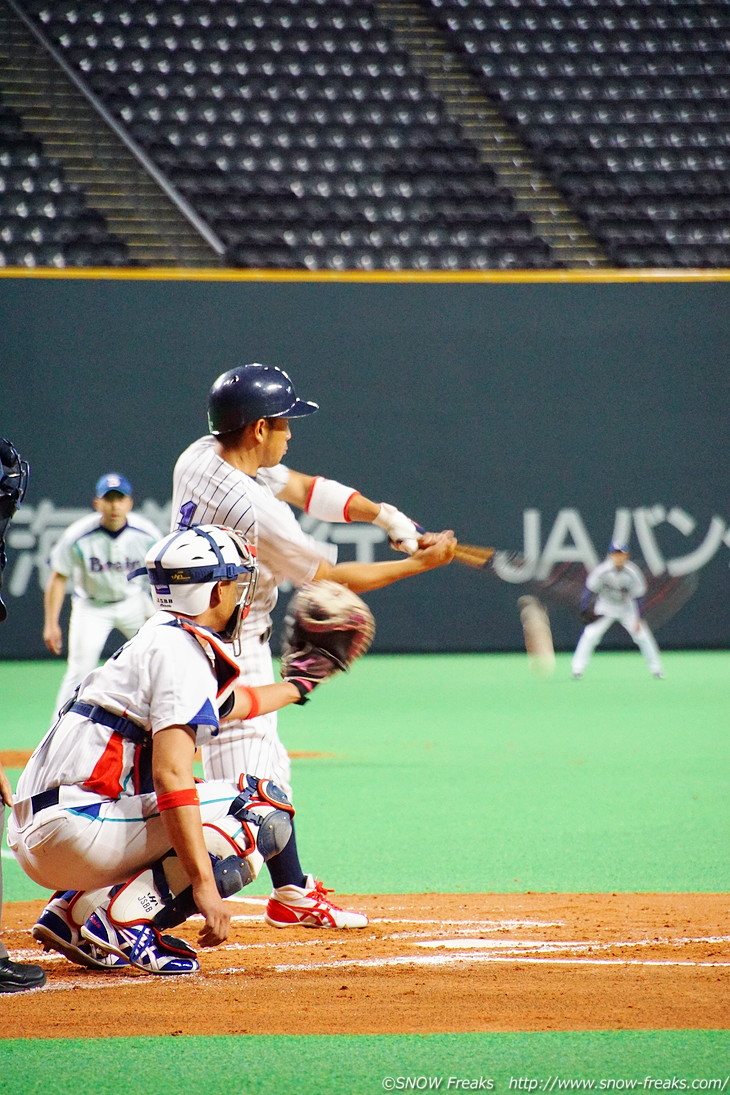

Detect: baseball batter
171,362,456,929
10,525,326,975
572,542,664,679
43,473,163,714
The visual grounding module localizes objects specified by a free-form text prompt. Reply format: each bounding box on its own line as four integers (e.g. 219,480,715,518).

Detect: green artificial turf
1,651,728,899
1,1031,728,1095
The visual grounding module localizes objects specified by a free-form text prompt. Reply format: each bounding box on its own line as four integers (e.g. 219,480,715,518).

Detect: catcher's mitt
280,580,375,704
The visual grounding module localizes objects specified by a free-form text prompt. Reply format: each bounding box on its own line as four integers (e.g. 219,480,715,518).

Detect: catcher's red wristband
238,685,260,720
157,788,200,812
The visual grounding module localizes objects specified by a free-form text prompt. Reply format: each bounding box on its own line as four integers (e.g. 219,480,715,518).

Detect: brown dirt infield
1,892,727,1038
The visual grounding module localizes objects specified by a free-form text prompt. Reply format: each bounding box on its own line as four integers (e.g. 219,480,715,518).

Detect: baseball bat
518,595,556,678
452,543,521,570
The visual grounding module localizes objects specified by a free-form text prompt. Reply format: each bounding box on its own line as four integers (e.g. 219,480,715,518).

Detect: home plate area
2,893,727,1037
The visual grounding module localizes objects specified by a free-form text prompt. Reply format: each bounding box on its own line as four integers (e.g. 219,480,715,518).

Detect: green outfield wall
1,271,728,656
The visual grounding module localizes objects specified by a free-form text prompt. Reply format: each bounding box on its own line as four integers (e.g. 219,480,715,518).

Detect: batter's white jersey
586,559,647,618
171,436,336,638
171,436,337,794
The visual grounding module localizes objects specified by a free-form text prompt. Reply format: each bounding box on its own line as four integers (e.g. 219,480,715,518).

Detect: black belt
70,702,148,747
30,787,60,815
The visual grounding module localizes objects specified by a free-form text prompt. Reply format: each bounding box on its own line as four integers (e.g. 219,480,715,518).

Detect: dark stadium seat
13,0,555,269
424,0,730,267
0,92,131,268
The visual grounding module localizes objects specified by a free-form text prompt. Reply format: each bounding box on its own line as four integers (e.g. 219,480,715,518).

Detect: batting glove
374,503,421,554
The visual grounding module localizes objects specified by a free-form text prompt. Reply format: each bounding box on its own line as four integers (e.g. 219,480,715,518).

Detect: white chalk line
272,953,730,971
8,908,728,984
413,934,730,952
270,933,730,973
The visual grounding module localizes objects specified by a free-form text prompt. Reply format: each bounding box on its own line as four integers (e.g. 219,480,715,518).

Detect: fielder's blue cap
95,473,133,498
608,541,629,554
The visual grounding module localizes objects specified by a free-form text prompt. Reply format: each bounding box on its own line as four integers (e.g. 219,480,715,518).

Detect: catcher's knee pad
227,773,294,876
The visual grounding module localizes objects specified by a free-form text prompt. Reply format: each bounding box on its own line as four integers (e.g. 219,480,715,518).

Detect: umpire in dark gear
0,438,45,991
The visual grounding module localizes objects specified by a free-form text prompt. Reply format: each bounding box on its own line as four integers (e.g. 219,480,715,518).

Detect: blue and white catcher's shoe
32,891,128,971
81,908,200,975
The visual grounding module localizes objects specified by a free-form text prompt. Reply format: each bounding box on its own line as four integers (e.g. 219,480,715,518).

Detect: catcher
10,525,374,975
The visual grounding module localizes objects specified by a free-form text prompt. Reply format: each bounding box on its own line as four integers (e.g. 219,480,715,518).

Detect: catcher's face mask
219,559,258,656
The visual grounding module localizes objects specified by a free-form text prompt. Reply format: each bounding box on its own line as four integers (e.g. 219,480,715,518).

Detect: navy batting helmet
207,363,319,436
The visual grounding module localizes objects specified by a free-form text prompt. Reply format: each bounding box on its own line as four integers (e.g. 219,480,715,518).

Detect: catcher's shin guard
106,783,293,932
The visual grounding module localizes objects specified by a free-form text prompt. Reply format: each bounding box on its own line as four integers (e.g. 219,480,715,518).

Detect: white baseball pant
572,605,663,676
8,780,244,892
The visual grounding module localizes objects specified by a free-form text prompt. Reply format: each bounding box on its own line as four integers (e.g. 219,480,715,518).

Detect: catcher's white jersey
14,610,235,803
49,513,162,604
586,559,647,616
171,436,336,637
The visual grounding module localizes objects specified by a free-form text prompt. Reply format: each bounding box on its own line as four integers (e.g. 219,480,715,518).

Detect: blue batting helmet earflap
207,363,319,436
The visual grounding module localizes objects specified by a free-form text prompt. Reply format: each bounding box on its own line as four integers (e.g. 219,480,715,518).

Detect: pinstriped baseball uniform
49,513,163,712
171,435,337,796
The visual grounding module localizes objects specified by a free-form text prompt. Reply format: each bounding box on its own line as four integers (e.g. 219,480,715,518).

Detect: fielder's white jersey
15,611,237,803
171,436,336,636
586,559,647,614
49,513,162,604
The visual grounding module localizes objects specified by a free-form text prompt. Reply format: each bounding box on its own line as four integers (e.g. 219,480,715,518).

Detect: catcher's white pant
8,780,243,892
54,593,154,715
572,604,663,676
200,634,293,800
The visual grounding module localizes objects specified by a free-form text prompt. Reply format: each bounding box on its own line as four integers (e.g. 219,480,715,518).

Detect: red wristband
238,685,260,720
157,787,200,812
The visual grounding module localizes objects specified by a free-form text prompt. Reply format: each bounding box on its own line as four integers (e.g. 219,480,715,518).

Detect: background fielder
572,542,664,679
43,473,163,714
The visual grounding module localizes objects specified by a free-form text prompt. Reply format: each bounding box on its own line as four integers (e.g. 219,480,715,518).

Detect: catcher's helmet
131,525,258,625
207,363,319,436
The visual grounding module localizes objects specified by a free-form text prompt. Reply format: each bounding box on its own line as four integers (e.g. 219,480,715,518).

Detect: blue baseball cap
95,473,133,498
608,541,629,554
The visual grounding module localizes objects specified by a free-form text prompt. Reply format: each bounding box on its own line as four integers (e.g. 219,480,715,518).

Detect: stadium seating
15,0,555,269
5,0,730,268
425,0,730,266
0,94,130,267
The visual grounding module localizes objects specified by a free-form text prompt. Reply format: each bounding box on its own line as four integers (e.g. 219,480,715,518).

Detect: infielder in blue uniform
572,542,664,679
43,473,162,714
